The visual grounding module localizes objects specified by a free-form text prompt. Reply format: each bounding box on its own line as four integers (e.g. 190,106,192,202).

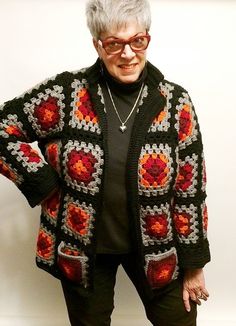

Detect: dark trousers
61,254,197,326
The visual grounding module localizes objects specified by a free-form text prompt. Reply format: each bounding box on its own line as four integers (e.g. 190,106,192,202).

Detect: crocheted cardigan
0,59,210,294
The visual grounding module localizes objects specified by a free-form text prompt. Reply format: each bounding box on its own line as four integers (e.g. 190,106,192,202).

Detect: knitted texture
0,60,210,292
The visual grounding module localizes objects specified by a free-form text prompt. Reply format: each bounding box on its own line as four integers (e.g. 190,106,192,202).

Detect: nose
121,44,136,59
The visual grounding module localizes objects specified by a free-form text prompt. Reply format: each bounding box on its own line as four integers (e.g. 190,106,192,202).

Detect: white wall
0,0,236,325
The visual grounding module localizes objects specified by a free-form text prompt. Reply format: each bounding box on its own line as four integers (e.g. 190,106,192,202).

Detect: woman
0,0,210,325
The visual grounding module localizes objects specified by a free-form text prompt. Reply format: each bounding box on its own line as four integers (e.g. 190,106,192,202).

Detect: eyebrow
103,32,146,41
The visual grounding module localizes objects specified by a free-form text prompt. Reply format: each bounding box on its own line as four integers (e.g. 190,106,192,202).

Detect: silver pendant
119,124,127,133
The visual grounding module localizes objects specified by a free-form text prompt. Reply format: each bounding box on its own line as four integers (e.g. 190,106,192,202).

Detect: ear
93,38,99,52
93,38,103,59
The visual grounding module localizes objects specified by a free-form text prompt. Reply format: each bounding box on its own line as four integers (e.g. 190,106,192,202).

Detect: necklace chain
106,82,144,132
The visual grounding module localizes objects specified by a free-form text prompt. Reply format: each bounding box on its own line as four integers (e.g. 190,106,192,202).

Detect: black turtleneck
96,64,147,254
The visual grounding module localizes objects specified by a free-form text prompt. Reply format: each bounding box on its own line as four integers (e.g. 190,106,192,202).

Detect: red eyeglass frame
98,33,151,54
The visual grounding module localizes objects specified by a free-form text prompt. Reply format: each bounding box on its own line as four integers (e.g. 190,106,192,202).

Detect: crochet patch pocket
57,241,89,286
144,247,179,289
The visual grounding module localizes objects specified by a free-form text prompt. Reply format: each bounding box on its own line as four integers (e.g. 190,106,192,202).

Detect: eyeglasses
98,34,151,55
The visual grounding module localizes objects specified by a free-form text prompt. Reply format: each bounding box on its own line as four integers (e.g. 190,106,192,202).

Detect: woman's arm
0,73,67,207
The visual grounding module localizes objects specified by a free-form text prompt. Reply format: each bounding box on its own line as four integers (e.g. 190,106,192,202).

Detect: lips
119,63,138,70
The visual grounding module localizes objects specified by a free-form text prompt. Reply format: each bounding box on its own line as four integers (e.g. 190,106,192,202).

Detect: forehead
100,20,146,40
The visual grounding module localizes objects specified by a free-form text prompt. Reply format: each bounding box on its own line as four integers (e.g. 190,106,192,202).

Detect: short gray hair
86,0,151,40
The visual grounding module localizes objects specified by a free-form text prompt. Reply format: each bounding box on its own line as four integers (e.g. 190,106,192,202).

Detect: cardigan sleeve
0,73,67,207
173,90,210,269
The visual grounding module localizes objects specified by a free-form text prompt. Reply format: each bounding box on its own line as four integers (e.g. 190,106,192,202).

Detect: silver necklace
106,82,144,133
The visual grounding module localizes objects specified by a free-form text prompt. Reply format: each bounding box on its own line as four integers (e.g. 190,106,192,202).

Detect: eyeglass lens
104,36,149,54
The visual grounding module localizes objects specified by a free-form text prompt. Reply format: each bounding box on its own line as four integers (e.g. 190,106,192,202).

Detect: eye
107,40,124,51
132,37,146,46
107,41,120,48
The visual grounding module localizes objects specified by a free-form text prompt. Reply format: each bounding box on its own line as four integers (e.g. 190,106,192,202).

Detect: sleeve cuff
177,240,211,269
19,169,60,208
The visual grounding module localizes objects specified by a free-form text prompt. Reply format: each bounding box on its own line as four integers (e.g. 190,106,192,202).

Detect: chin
117,73,140,84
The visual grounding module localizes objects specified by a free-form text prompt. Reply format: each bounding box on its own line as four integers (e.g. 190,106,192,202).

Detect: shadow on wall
0,176,67,319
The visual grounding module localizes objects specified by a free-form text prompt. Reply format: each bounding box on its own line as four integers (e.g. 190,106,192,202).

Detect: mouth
118,63,138,71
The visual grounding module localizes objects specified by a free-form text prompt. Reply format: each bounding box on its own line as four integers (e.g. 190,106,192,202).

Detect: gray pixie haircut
86,0,151,40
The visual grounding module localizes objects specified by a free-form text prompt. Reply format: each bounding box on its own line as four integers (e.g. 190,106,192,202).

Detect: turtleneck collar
100,60,147,94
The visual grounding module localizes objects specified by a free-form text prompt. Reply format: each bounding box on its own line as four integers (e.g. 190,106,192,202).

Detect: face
93,20,148,84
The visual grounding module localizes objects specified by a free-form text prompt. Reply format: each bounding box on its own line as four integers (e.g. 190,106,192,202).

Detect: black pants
61,254,197,326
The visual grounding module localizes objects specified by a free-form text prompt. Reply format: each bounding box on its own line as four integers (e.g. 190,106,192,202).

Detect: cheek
139,55,147,69
102,57,117,73
139,53,147,63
